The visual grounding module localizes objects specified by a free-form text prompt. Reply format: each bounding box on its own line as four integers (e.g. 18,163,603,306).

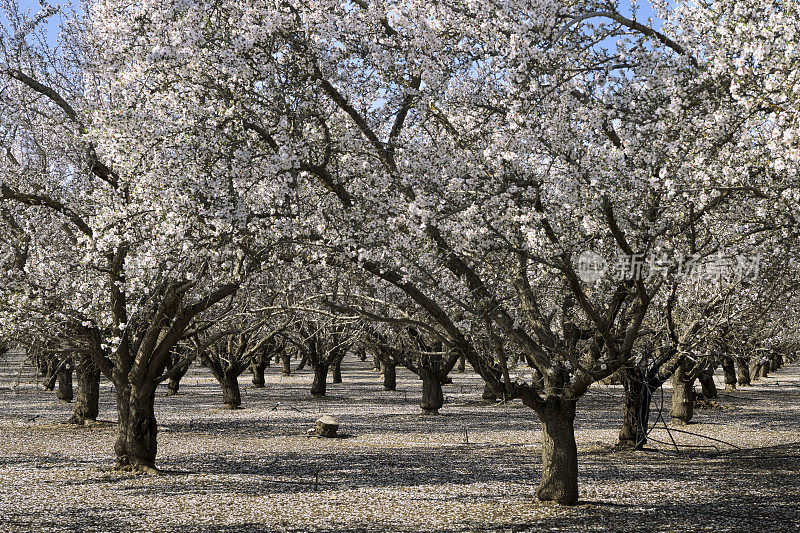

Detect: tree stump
308,415,339,437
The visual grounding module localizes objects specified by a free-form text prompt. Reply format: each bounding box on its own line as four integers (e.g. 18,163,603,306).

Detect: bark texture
482,382,498,403
114,384,159,473
281,352,292,376
220,374,242,409
769,353,781,372
331,357,343,384
69,357,100,424
699,368,718,399
56,366,74,403
166,356,190,395
251,360,266,388
311,363,328,397
669,364,694,425
619,366,651,449
736,357,751,386
721,357,737,391
536,398,579,505
419,368,443,414
381,360,396,391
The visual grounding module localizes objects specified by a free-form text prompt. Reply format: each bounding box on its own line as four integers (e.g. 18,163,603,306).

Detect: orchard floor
0,354,799,532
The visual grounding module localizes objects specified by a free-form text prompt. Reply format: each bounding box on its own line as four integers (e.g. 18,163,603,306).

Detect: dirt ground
0,353,798,532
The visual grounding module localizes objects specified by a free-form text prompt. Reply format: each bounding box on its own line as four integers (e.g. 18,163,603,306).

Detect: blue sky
2,0,77,45
9,0,665,45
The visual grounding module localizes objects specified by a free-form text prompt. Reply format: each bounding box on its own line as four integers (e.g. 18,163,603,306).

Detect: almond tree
0,4,286,471
190,294,290,408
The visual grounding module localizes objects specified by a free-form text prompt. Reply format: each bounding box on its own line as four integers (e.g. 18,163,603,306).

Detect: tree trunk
699,368,718,399
167,376,181,395
41,356,57,391
57,366,74,403
69,358,100,425
296,353,307,371
736,357,751,386
163,350,191,396
769,353,781,372
419,368,443,414
536,398,579,505
372,354,381,372
758,362,769,378
482,382,497,403
457,354,466,373
221,373,241,409
281,352,291,376
114,383,159,473
331,357,342,384
382,360,396,391
311,363,328,397
166,361,189,396
531,368,544,390
749,360,762,380
669,364,694,425
721,357,737,391
251,360,266,388
619,367,650,449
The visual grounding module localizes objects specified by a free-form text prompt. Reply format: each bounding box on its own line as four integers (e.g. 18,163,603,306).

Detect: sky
1,0,78,47
7,0,666,46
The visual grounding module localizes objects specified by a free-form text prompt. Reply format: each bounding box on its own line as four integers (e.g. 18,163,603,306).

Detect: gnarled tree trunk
669,364,694,425
69,357,100,424
535,397,578,505
419,368,443,415
221,373,241,409
166,358,190,396
699,367,718,399
619,366,651,449
736,357,751,386
311,363,328,397
251,359,267,388
482,382,497,403
40,355,58,391
721,356,737,391
114,383,158,473
166,373,186,396
750,359,764,380
281,351,291,376
330,357,343,384
57,365,74,403
199,347,247,409
381,360,396,391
